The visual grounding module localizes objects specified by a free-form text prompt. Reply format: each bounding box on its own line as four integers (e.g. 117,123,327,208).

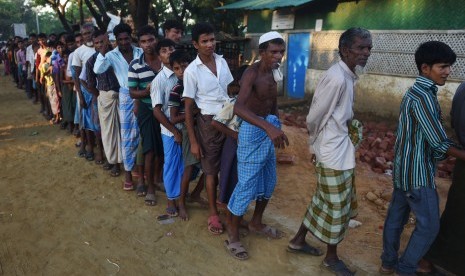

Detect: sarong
61,84,75,123
162,134,184,200
425,159,465,275
98,90,122,165
119,87,139,171
137,102,163,156
80,84,98,132
181,125,199,168
219,136,238,204
46,84,60,115
227,115,279,216
195,114,225,175
302,163,357,245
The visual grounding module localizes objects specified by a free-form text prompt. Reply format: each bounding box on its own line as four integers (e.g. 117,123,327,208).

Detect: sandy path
0,69,452,275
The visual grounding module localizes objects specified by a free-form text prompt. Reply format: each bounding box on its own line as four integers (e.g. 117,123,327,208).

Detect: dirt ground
0,68,452,275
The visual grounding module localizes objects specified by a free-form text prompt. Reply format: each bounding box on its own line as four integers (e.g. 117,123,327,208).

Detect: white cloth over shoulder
306,60,358,171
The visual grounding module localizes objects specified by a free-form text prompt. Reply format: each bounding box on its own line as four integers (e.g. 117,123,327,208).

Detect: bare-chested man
225,31,289,260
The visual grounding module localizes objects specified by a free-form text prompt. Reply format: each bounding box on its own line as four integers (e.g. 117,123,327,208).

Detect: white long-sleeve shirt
306,60,358,170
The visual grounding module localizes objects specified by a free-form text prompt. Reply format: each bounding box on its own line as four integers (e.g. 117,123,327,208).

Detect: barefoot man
225,31,288,260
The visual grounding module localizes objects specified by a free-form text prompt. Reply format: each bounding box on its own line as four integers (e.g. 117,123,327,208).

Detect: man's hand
190,142,203,160
266,125,289,149
173,129,182,144
145,83,151,97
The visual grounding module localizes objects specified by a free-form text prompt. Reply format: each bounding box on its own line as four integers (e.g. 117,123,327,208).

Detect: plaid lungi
119,87,140,172
303,163,358,245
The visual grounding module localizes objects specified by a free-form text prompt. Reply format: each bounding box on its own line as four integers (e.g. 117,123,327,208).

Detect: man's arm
234,69,288,149
182,69,202,159
153,105,182,143
73,65,86,108
85,58,99,97
93,40,112,74
211,120,238,140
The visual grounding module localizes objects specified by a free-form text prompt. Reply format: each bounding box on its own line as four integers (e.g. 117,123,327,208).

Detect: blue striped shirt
127,53,160,105
393,76,453,191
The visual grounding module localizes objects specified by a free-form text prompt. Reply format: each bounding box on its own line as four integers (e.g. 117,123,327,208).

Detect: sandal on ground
95,159,104,165
136,184,147,197
250,225,284,239
207,215,224,235
321,260,355,276
224,240,249,261
77,149,86,158
166,206,179,217
102,162,113,170
287,243,324,256
85,152,95,161
145,193,157,206
123,181,134,191
379,265,395,274
110,166,120,177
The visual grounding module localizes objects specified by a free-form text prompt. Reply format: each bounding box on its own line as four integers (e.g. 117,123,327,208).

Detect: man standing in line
183,22,234,235
225,31,288,261
94,23,143,191
163,20,184,45
288,28,373,275
25,33,37,100
128,25,163,203
72,23,97,160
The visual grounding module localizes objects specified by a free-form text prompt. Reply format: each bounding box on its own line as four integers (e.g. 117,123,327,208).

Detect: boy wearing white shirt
183,22,234,235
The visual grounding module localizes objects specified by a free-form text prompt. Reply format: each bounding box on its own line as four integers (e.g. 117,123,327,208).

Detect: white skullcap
259,31,283,45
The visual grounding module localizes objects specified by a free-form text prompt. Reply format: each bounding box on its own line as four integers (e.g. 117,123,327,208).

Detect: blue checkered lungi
119,87,140,172
227,114,280,216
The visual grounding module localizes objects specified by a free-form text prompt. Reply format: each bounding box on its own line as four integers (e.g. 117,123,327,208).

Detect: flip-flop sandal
321,260,355,276
224,240,249,261
123,181,134,191
77,149,86,158
136,184,147,197
250,225,284,239
287,243,323,256
102,162,113,170
207,215,224,235
145,193,157,206
95,159,104,165
110,166,120,177
166,206,179,217
85,152,95,161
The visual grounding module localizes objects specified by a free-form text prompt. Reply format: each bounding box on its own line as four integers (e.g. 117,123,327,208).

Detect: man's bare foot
178,205,188,221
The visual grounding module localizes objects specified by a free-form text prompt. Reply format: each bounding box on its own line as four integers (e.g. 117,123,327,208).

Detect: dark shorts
196,114,225,175
137,101,163,157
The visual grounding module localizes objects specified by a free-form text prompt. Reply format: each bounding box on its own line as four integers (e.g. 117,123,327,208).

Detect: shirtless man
225,31,288,260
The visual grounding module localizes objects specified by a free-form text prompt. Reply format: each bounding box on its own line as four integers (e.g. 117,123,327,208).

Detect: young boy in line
380,41,465,275
151,39,182,216
183,22,234,235
167,50,207,221
40,51,60,124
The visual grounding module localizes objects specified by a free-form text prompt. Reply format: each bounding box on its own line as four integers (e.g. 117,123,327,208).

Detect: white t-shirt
72,44,95,68
183,53,233,115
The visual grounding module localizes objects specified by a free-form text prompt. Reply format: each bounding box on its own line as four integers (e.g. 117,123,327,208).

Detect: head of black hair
258,38,285,52
45,51,52,57
56,41,65,48
338,27,371,58
29,33,37,38
38,33,47,39
48,40,56,48
92,29,106,39
191,22,214,43
113,23,132,38
156,38,176,55
169,50,191,67
414,41,457,73
62,48,71,57
65,34,75,43
163,19,184,32
58,32,68,40
137,25,157,39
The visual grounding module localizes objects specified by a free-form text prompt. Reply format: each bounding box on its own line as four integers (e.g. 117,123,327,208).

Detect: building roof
217,0,314,10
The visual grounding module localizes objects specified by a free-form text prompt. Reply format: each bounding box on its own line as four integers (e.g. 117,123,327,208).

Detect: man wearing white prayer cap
224,30,289,260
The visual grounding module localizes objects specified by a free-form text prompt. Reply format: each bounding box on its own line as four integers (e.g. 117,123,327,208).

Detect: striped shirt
168,79,185,113
86,52,120,92
128,53,160,105
150,65,181,136
393,76,453,191
93,46,143,90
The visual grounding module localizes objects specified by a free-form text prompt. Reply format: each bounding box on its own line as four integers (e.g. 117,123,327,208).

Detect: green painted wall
247,0,465,32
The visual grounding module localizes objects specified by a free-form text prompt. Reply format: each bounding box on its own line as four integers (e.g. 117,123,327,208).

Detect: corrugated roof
217,0,314,10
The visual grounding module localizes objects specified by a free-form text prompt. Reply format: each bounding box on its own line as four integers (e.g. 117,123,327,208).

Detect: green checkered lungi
302,162,358,245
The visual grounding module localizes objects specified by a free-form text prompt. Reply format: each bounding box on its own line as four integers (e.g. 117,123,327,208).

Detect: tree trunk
91,0,110,29
84,0,105,29
149,4,159,31
78,0,84,25
55,7,72,32
135,0,150,31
